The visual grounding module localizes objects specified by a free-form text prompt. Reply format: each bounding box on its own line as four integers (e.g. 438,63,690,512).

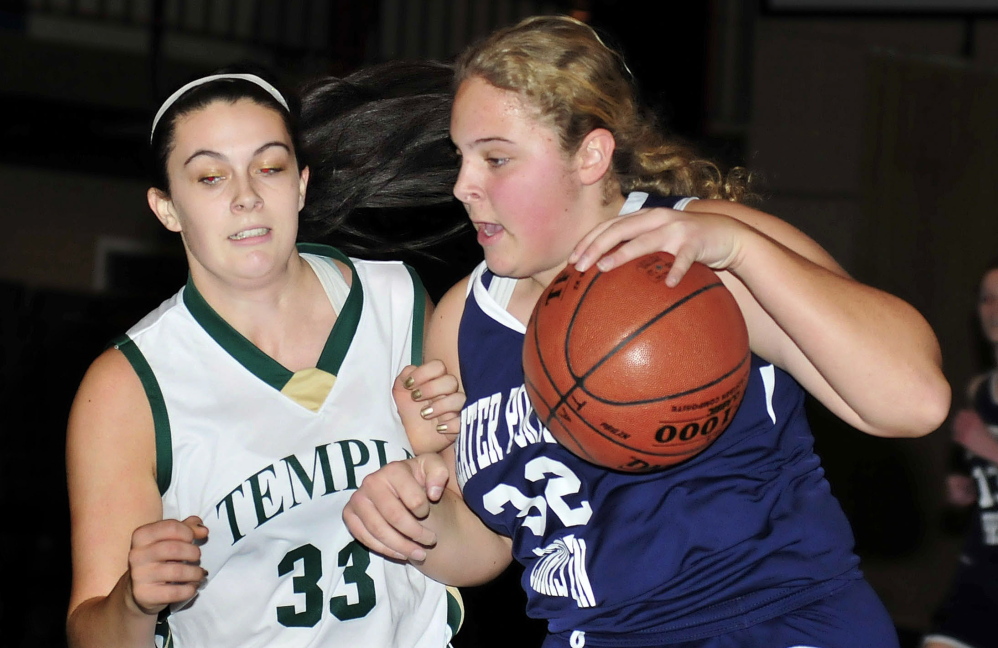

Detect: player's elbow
909,371,951,436
428,533,513,587
444,556,513,588
872,374,951,439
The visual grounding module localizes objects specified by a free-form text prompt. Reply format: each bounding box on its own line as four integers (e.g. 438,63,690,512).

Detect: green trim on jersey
154,613,173,648
304,244,365,375
446,586,465,638
181,243,363,392
114,334,173,495
406,264,426,366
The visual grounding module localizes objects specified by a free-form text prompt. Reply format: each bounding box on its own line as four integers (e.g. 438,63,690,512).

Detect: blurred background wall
2,0,998,646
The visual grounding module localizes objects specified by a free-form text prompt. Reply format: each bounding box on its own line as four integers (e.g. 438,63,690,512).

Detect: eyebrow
452,136,514,152
183,141,291,167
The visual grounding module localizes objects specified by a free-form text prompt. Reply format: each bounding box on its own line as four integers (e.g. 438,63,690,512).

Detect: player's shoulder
425,274,472,370
436,274,473,314
431,274,472,339
71,346,150,426
81,346,141,393
345,254,411,282
68,346,152,454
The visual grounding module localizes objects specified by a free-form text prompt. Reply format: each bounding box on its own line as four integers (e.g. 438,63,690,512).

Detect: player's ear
298,166,310,212
577,128,615,186
148,187,182,232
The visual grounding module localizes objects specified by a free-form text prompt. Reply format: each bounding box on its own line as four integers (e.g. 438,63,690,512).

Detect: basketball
522,251,750,473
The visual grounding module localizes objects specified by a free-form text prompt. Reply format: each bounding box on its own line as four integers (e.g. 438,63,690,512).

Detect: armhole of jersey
672,196,698,211
620,192,698,215
113,335,173,495
405,264,427,366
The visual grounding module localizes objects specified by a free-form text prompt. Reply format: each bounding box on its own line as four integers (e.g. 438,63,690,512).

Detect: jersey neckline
181,242,363,393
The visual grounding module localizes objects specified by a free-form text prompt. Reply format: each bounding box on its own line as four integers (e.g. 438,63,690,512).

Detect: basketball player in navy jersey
345,15,950,648
923,262,998,648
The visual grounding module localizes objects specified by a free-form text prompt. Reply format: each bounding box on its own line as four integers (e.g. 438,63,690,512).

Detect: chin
485,264,515,279
483,253,515,278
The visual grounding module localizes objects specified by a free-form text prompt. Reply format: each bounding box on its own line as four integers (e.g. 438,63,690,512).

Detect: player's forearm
733,229,948,437
67,576,158,648
412,488,513,586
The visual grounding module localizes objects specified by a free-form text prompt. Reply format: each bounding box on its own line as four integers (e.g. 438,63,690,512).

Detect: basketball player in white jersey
65,69,464,648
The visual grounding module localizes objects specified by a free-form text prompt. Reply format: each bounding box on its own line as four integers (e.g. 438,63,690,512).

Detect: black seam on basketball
569,277,726,379
562,279,729,407
524,376,601,463
534,271,718,425
530,270,600,429
556,360,749,459
526,267,747,468
525,317,573,439
587,347,750,407
557,400,703,459
548,406,601,463
531,274,730,423
531,329,744,458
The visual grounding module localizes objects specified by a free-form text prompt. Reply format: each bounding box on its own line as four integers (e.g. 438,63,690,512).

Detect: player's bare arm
393,293,466,455
692,199,949,438
344,445,513,586
66,349,206,647
348,279,515,585
568,200,948,437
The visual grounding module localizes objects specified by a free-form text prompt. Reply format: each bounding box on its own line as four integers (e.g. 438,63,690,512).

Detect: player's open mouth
229,227,270,240
480,223,503,237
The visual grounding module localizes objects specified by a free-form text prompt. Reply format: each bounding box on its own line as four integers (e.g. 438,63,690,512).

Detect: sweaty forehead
451,77,552,145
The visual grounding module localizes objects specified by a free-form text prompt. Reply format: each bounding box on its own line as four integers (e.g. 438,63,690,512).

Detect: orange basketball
522,252,750,473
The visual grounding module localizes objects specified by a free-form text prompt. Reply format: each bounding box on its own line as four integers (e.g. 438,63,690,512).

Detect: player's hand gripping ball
523,252,750,472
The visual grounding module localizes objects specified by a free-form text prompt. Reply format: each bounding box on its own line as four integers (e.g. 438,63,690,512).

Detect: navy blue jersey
924,374,998,648
961,374,998,564
455,193,865,644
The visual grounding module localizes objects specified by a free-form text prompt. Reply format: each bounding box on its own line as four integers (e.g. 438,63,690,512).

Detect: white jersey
117,244,456,648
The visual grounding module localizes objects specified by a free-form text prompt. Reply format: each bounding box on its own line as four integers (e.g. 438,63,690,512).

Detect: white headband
150,73,290,143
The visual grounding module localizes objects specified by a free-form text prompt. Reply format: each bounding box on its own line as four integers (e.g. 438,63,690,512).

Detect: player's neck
508,276,549,325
